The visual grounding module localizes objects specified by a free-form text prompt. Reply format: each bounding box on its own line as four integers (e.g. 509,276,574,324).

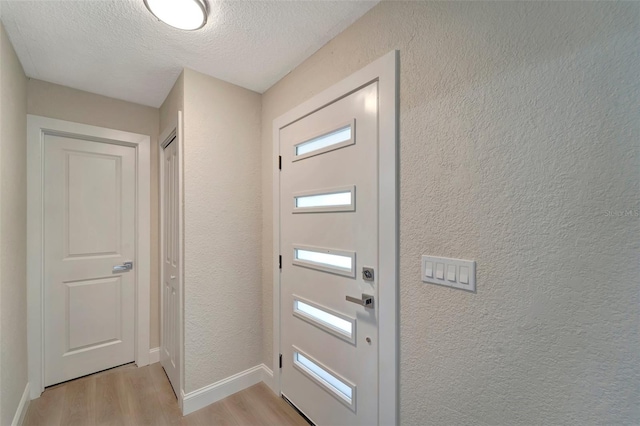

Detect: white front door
44,135,136,386
161,135,181,396
279,82,379,425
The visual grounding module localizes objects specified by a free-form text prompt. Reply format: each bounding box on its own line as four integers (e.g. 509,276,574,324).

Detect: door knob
345,293,374,309
112,262,133,272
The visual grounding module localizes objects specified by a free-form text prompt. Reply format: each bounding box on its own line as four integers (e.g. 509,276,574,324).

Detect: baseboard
182,364,272,415
149,347,160,364
261,364,274,391
11,382,30,426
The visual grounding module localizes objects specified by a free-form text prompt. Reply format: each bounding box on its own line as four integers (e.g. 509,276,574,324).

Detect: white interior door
44,135,136,387
279,82,379,425
161,135,181,396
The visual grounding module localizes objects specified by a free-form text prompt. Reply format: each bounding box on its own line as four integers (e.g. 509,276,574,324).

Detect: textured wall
0,20,28,426
27,79,162,349
182,69,262,392
261,2,640,424
160,72,184,133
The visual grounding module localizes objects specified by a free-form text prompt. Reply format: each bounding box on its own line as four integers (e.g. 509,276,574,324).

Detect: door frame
272,50,399,425
158,113,185,409
27,115,151,399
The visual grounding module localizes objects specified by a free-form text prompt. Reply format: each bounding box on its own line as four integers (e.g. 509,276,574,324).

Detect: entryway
272,51,398,425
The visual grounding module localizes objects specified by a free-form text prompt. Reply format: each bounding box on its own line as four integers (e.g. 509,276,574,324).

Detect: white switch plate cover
421,255,476,292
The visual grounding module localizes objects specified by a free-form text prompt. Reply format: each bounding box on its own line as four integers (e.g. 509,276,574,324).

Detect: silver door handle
113,262,133,272
346,294,374,309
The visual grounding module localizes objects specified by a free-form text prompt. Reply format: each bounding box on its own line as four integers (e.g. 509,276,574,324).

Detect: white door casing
272,51,399,425
27,116,150,398
44,136,136,386
159,114,184,401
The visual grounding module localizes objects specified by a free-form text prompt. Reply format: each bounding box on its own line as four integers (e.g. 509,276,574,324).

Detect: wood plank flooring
24,363,308,426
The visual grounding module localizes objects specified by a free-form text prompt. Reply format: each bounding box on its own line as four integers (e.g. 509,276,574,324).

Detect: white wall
0,20,28,426
27,79,162,349
261,2,640,424
182,68,263,392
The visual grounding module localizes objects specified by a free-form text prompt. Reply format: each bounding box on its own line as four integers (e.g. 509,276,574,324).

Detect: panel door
280,82,379,425
44,135,136,386
161,137,180,396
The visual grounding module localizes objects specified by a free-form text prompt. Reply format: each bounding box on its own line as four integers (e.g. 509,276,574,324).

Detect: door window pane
293,349,355,409
293,297,355,343
293,121,355,161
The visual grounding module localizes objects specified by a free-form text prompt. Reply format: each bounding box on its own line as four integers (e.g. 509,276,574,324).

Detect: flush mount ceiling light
144,0,208,31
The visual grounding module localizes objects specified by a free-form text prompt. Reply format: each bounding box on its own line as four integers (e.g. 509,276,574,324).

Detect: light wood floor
24,363,308,426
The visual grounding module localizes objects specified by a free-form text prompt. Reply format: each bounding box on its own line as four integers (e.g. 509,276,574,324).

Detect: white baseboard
149,347,160,364
11,382,30,426
182,364,272,415
261,364,274,391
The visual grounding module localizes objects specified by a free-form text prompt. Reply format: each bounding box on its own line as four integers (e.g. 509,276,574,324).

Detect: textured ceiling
0,0,377,107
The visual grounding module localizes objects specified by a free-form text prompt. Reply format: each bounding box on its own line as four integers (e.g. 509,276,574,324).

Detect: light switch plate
421,255,476,292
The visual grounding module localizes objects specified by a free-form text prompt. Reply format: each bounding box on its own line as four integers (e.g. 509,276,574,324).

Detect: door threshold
45,361,135,390
282,394,315,426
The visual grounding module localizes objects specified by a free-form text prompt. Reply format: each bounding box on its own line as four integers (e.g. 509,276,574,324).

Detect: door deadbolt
362,267,374,282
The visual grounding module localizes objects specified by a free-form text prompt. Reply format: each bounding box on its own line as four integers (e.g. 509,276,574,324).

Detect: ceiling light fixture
144,0,208,31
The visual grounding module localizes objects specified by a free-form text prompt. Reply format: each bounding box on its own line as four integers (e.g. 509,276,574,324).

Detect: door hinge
279,255,282,269
279,353,283,369
278,156,282,170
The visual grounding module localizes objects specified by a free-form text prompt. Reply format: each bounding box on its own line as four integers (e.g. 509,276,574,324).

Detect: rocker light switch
459,266,469,284
435,263,445,280
424,261,433,278
421,255,476,292
447,264,456,282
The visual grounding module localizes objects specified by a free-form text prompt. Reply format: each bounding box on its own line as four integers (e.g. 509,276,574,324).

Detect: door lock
346,293,374,309
362,267,375,282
